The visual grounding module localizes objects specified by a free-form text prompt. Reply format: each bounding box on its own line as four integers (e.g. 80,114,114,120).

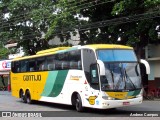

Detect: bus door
82,49,100,95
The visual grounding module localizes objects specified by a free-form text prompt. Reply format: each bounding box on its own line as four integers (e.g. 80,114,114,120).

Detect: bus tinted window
61,61,69,70
12,61,20,73
37,57,46,71
28,60,36,72
97,49,137,62
21,60,28,72
47,56,55,70
68,50,82,70
11,50,82,72
55,52,69,70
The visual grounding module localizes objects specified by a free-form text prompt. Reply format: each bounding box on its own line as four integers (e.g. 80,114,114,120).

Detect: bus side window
70,61,78,69
21,60,28,72
78,61,82,70
55,61,61,70
37,57,46,71
30,67,34,71
62,61,69,70
12,61,20,73
90,64,100,90
48,64,55,70
41,65,45,70
28,60,36,72
90,64,99,83
46,55,54,71
68,50,81,70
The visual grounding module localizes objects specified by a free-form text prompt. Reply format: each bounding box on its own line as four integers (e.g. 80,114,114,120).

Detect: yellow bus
11,44,150,112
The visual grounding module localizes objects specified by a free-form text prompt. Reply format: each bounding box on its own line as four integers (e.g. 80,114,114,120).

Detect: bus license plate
123,102,130,105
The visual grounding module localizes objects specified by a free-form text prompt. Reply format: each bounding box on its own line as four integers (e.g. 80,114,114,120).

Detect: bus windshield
97,49,141,91
97,49,137,62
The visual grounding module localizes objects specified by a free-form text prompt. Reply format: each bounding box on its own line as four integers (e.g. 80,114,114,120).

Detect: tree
109,0,160,58
0,0,56,55
47,0,160,58
45,0,80,44
0,42,9,59
0,0,160,57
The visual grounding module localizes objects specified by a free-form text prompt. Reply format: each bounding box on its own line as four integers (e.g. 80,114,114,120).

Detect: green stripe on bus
127,90,141,96
41,71,58,96
127,91,135,96
49,70,68,97
132,89,141,96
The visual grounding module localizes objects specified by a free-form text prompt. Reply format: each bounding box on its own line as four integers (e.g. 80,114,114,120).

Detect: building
4,40,25,59
48,31,80,46
145,44,160,91
0,40,24,91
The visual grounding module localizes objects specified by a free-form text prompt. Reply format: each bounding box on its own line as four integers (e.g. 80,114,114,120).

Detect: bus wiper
114,75,123,90
124,69,136,89
108,64,114,89
115,64,124,90
110,70,114,89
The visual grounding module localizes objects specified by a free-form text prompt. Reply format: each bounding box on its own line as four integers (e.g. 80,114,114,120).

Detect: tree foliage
0,0,56,55
46,0,160,58
0,42,9,59
0,0,160,57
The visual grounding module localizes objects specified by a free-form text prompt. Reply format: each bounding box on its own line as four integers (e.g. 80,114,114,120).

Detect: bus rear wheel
25,90,33,104
75,94,84,112
20,90,26,103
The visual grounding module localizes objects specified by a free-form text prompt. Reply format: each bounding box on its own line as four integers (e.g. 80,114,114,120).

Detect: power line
78,11,160,30
49,10,160,35
0,0,114,27
0,0,116,37
0,1,160,41
6,10,160,41
2,14,160,39
0,0,89,23
1,10,159,33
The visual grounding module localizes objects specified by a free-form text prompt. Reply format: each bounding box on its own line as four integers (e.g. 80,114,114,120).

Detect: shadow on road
15,100,138,117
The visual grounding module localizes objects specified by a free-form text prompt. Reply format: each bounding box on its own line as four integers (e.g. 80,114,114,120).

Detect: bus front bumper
100,97,143,109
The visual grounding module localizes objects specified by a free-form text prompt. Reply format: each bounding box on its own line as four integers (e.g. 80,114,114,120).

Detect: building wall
146,44,160,90
147,44,160,58
48,32,80,46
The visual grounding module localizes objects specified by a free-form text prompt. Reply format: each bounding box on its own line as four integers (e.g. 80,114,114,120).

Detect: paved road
0,91,160,119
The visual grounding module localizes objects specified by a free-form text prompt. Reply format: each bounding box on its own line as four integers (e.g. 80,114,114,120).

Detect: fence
143,85,160,100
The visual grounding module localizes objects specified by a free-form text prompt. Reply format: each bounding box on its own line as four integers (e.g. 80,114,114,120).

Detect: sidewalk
0,91,11,95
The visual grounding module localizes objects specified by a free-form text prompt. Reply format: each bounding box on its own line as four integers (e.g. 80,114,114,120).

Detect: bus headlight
102,96,115,100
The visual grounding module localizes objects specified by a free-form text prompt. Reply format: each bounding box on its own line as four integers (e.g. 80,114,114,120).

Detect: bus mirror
140,59,150,74
97,60,105,76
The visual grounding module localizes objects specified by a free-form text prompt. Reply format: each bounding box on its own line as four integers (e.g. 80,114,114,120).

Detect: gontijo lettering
23,75,41,81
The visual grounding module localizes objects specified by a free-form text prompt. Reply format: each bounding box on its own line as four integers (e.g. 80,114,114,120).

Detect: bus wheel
20,90,26,103
75,94,84,112
25,90,32,104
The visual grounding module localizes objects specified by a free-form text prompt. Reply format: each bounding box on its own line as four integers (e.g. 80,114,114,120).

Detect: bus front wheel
75,94,84,112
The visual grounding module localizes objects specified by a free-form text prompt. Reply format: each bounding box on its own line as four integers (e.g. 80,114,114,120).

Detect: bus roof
36,47,70,55
12,44,133,61
84,44,133,49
